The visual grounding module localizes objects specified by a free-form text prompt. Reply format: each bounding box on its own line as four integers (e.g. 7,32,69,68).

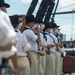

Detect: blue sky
5,0,75,41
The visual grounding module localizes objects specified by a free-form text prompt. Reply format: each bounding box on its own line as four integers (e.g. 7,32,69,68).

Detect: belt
30,51,37,53
51,52,55,54
56,50,60,52
46,52,55,55
17,56,27,57
56,49,60,51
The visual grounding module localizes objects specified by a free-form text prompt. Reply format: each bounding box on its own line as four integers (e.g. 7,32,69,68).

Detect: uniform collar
44,31,50,35
51,32,56,35
40,30,43,32
26,26,31,29
15,29,21,33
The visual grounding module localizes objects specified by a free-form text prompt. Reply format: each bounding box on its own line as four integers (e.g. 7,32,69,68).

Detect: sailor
9,15,31,75
50,22,65,75
43,23,56,75
31,19,46,75
0,0,10,13
36,19,47,75
10,15,31,75
0,0,18,75
23,15,39,75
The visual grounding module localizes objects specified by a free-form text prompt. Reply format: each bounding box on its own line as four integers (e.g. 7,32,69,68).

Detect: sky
5,0,75,41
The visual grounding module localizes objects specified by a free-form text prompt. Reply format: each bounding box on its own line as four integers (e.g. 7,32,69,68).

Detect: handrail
0,64,13,75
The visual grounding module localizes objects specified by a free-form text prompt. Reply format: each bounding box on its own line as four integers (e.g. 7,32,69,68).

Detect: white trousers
30,51,38,75
55,51,62,75
41,54,46,75
46,53,56,75
17,56,30,75
38,55,43,75
9,56,30,75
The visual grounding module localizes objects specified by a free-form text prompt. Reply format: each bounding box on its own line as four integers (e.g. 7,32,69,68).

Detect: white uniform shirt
15,30,31,56
50,33,65,53
50,33,58,43
0,10,17,64
45,32,56,52
0,10,16,46
40,32,47,46
23,26,38,52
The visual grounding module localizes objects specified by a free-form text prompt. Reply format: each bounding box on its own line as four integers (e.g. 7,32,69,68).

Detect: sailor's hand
59,44,63,48
55,43,58,46
61,52,66,57
55,43,63,48
13,68,18,75
51,44,55,47
37,51,45,56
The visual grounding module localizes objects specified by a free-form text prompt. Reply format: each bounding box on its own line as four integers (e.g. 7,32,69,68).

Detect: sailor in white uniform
23,15,39,75
50,22,65,75
43,23,56,75
36,20,47,75
0,1,18,74
10,15,31,75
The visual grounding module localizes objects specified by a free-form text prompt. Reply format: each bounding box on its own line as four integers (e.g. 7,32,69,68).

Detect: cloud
20,0,42,3
59,0,75,6
20,0,32,3
10,0,44,4
56,0,75,11
10,0,32,3
10,0,18,2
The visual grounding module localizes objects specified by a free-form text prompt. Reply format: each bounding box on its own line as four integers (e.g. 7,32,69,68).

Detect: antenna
71,10,74,41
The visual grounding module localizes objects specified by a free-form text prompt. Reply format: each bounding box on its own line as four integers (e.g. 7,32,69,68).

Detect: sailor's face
30,22,36,28
40,23,45,30
53,27,58,34
46,28,50,33
1,6,7,13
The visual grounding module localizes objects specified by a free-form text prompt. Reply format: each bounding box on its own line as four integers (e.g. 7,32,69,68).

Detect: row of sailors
0,0,66,75
9,14,66,75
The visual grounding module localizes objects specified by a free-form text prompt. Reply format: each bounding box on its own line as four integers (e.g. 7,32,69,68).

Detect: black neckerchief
24,26,32,31
43,32,49,41
35,33,38,35
52,33,60,43
15,29,21,34
15,30,18,32
40,31,43,34
44,32,55,43
40,31,46,40
24,26,37,36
